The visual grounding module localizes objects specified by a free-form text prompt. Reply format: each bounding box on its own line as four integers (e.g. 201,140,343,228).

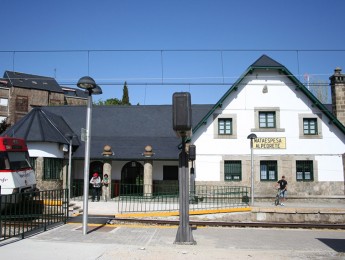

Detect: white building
191,55,345,196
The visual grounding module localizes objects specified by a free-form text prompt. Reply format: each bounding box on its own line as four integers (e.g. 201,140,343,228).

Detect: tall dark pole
175,136,195,244
247,133,257,206
76,76,102,236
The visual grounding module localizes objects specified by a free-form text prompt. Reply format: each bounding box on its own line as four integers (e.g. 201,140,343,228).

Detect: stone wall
34,157,63,191
194,180,344,196
8,87,64,125
330,67,345,127
65,96,87,105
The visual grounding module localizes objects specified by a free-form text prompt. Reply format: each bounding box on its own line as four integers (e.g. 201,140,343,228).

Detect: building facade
0,71,88,126
191,56,345,196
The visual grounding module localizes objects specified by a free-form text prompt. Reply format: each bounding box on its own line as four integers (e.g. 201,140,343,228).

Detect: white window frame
213,113,237,139
298,113,323,139
252,107,285,132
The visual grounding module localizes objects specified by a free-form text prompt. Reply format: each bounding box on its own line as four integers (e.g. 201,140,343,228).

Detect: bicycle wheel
274,195,280,206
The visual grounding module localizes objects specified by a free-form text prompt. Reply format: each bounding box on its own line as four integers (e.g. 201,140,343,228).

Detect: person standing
90,172,101,202
276,175,288,206
102,174,110,202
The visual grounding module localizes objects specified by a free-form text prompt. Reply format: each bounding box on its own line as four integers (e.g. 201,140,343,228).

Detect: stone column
103,160,112,200
143,145,154,196
102,145,114,200
35,157,44,191
144,159,153,196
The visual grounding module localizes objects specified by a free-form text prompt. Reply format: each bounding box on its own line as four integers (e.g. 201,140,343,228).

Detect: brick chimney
330,67,345,126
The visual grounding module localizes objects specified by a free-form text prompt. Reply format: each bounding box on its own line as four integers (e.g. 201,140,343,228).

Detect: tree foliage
0,119,11,134
94,81,131,106
122,81,130,105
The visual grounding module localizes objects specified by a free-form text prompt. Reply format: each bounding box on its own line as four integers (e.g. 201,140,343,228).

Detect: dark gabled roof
4,71,63,93
61,86,89,99
0,78,9,87
43,104,212,159
192,55,345,136
251,54,284,67
1,107,80,146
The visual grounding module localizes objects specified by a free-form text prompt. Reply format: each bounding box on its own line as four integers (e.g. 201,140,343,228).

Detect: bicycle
274,188,282,206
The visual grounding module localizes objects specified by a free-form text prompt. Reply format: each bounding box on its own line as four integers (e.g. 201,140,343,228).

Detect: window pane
267,114,275,127
303,119,317,135
296,160,313,181
260,161,277,180
269,171,276,180
218,119,232,135
224,160,241,181
44,158,62,180
260,164,267,179
259,112,275,128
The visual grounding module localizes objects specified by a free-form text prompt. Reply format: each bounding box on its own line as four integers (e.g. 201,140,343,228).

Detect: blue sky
1,0,345,105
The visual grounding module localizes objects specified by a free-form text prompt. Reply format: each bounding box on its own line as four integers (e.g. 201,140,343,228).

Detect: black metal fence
118,184,250,213
0,189,68,243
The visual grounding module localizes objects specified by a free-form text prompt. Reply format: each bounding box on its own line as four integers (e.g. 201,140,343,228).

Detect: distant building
0,71,88,126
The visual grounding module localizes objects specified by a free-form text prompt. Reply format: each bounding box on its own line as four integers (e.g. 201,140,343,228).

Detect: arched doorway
121,161,143,195
90,161,104,180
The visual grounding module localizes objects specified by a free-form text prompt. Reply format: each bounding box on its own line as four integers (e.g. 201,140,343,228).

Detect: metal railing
118,184,250,213
0,189,68,243
71,179,120,200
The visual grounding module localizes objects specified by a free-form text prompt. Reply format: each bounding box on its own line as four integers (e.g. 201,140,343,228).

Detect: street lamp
77,76,102,235
247,133,257,206
65,133,77,201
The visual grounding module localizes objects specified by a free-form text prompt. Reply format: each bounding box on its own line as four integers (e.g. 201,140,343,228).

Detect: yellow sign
253,137,286,149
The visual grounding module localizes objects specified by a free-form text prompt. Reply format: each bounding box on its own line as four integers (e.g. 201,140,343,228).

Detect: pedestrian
102,174,110,202
90,172,101,202
276,175,288,206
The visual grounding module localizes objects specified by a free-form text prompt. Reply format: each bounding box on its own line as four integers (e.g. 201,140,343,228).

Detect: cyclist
276,175,288,206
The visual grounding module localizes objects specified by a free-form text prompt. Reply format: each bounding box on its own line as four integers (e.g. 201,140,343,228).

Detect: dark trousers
92,187,101,201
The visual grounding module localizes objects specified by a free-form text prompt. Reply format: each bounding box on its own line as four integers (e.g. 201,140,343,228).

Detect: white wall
317,155,344,181
28,142,65,158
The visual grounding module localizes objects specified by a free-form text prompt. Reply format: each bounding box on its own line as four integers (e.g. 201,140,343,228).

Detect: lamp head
91,85,102,95
247,133,257,140
77,76,97,90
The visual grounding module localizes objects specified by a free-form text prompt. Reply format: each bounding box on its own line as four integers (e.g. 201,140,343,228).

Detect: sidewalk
1,200,344,259
1,221,344,259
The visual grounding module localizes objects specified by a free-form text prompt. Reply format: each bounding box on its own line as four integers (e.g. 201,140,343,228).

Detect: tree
121,81,130,105
0,119,11,134
95,98,123,106
94,81,131,106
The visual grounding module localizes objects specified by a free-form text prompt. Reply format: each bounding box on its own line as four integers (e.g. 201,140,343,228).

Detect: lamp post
77,76,102,235
247,133,257,206
65,134,77,201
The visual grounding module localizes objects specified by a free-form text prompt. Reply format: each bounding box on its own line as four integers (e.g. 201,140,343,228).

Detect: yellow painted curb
43,199,63,206
116,207,252,218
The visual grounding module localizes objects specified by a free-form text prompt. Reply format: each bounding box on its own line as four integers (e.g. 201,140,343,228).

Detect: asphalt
0,200,345,259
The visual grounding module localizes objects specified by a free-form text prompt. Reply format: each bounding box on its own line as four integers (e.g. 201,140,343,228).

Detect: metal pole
250,139,254,206
175,137,195,244
82,91,92,235
68,137,72,201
